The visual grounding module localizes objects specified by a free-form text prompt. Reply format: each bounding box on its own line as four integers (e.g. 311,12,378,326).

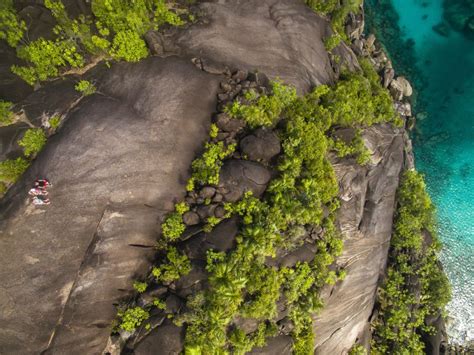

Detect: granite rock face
0,0,407,354
0,57,221,354
313,124,405,354
166,0,335,92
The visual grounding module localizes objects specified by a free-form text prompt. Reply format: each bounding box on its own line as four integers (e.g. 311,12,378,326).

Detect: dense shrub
324,34,342,51
161,202,189,241
12,38,85,85
0,158,29,184
110,30,149,62
18,129,47,157
0,100,14,126
152,246,191,283
133,281,148,293
75,80,96,96
117,306,150,332
240,264,283,319
319,68,398,127
49,115,61,129
306,0,363,41
349,344,367,355
227,81,297,128
190,141,236,186
0,0,26,47
330,130,371,165
6,0,189,85
371,171,451,354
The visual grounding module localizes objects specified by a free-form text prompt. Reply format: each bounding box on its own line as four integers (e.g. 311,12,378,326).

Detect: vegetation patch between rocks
306,0,363,49
1,0,192,86
370,170,451,354
113,55,401,354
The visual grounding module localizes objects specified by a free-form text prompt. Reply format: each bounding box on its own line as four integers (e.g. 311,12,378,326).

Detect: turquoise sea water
369,0,474,343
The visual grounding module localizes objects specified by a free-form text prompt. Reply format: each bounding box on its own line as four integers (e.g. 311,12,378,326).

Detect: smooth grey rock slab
168,0,335,92
313,124,405,354
0,56,221,354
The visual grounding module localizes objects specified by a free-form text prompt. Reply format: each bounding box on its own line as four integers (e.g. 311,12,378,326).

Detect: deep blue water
370,0,474,343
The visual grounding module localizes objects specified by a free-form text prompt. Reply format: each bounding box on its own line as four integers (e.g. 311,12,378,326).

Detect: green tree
371,171,451,354
152,246,191,283
18,129,47,157
0,158,29,183
0,0,26,47
75,80,96,96
0,100,14,126
12,38,85,85
10,0,189,85
117,306,149,332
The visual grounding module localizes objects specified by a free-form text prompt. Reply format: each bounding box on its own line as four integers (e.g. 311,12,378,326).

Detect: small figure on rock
30,178,52,207
32,196,50,206
34,178,52,190
28,188,48,196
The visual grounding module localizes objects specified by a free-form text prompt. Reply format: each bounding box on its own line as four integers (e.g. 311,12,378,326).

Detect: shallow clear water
389,0,474,343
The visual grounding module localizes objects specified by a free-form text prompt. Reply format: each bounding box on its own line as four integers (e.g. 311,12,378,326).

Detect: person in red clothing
33,178,52,190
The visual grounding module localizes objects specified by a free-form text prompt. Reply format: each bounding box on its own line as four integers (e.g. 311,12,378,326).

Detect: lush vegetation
161,202,189,241
371,171,451,354
226,82,297,128
349,344,367,355
306,0,363,47
117,306,150,332
18,129,47,157
0,0,26,47
49,115,61,130
133,281,148,293
329,130,371,165
3,0,190,85
75,80,97,96
189,141,236,187
0,158,29,185
151,246,191,283
141,62,399,354
0,100,14,126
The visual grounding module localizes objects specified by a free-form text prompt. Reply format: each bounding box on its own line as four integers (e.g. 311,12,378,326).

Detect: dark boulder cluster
180,69,276,224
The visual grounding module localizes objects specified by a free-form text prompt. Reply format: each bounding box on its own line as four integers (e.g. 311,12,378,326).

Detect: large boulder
218,159,272,202
133,320,184,355
389,76,413,100
239,128,281,163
